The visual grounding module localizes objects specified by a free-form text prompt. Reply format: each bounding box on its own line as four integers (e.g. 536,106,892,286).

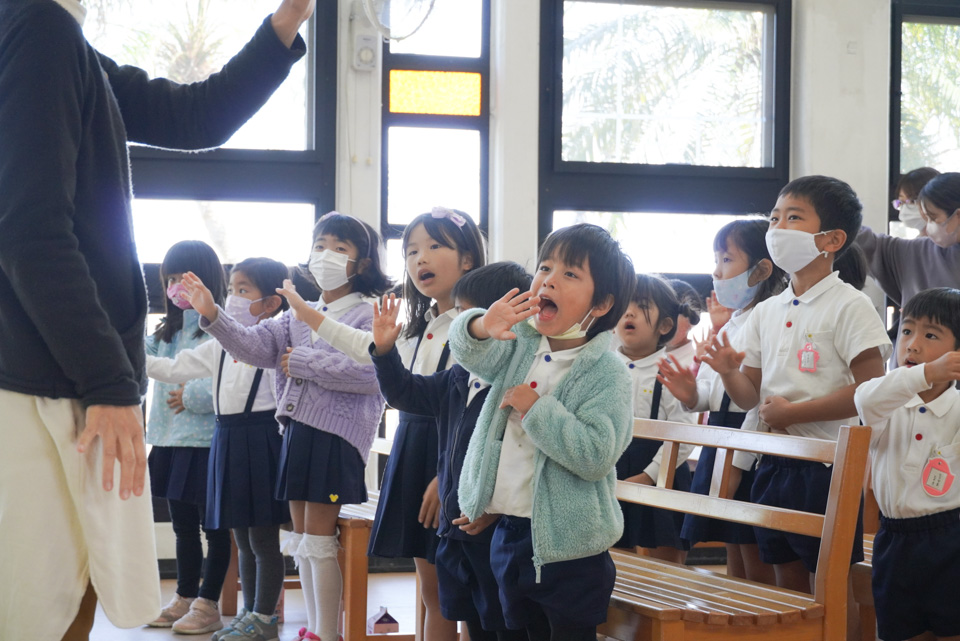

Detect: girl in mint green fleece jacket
448,224,636,640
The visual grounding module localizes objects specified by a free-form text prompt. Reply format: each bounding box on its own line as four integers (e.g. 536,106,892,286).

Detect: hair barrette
431,207,466,228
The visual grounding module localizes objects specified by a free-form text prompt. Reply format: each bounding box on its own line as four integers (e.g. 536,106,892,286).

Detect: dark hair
451,261,532,311
919,172,960,218
667,278,702,326
537,224,636,338
895,167,940,201
834,242,867,291
714,218,787,307
231,257,290,317
902,288,960,349
301,212,393,298
402,209,487,340
154,240,226,343
779,175,862,256
633,274,681,348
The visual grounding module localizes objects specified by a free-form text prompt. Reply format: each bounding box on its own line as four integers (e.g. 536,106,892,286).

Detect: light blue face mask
712,265,759,310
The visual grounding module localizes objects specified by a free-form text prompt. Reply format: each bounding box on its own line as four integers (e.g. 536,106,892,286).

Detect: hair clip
431,207,466,228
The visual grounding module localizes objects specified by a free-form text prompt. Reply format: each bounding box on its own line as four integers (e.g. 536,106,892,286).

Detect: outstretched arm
276,279,374,364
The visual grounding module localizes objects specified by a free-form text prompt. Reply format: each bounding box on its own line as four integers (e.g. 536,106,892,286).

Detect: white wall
334,0,895,262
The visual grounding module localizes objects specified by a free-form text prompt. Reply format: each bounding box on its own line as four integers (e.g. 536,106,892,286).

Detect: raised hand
476,288,540,341
181,272,217,322
372,293,404,355
276,279,310,322
924,350,960,385
700,330,746,375
706,291,733,331
657,353,698,408
271,0,316,47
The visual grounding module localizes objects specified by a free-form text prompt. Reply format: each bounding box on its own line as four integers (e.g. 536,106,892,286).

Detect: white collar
617,346,667,369
316,292,363,313
780,271,843,305
534,335,587,362
424,306,459,324
903,382,960,418
52,0,86,26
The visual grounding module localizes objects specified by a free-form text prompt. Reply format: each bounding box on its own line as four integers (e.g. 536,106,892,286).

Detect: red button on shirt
427,333,434,340
916,434,923,441
530,382,538,389
786,321,793,328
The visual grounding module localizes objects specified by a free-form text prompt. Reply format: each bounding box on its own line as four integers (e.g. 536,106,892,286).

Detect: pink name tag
922,457,955,497
798,342,819,372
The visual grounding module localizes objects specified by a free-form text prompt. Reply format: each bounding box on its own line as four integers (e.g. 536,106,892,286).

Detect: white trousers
0,388,161,638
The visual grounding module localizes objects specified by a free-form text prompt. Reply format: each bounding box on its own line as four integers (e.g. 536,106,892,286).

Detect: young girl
182,212,393,641
279,207,486,641
614,274,697,564
658,219,785,583
665,278,704,370
146,240,231,634
146,257,291,640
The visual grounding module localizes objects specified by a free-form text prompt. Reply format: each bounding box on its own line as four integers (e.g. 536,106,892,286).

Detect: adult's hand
271,0,316,48
77,404,147,500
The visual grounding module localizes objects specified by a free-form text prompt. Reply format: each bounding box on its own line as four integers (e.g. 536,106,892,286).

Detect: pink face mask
166,282,192,310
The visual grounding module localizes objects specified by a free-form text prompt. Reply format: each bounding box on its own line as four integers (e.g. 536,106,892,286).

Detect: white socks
299,533,341,641
289,533,317,633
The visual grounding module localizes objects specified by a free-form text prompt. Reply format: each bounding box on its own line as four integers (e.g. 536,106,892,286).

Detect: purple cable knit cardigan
201,302,383,461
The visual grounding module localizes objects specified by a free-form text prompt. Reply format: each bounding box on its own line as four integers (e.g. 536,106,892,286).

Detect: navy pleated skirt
681,411,757,545
205,410,290,530
276,420,367,505
368,414,440,562
616,437,692,550
149,445,210,506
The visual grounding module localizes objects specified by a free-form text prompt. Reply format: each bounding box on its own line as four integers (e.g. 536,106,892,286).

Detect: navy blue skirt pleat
276,420,367,505
149,445,210,506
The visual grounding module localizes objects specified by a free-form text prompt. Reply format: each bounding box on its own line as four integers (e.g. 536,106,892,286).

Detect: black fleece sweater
0,0,305,406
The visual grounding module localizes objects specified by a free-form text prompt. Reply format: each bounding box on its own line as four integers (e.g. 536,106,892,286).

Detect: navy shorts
490,516,615,630
751,456,863,572
873,508,960,641
436,533,509,631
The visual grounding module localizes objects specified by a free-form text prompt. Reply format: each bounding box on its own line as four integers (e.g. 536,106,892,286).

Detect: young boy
854,287,960,641
703,176,891,594
368,262,533,641
448,224,636,641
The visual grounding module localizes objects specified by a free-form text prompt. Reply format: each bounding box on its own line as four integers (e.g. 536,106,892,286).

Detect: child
182,212,392,641
702,176,891,598
665,278,704,369
854,287,960,641
146,257,291,640
659,218,785,583
146,240,231,634
449,223,636,641
890,166,940,234
286,207,486,641
613,274,697,564
368,262,533,641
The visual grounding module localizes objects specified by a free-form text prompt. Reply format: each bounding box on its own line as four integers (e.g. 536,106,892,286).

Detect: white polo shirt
397,307,459,374
617,348,696,479
735,271,891,442
310,292,365,344
855,364,960,520
487,336,585,518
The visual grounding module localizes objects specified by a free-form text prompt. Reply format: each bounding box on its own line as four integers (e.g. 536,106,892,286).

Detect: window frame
539,0,792,245
889,0,960,224
379,1,492,242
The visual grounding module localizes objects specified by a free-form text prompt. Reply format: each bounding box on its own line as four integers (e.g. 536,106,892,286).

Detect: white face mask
225,295,265,327
765,228,832,274
898,202,927,231
309,250,355,291
527,308,596,341
712,265,759,310
925,211,960,248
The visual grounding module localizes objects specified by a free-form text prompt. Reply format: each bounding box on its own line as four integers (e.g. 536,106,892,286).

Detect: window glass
562,1,771,167
389,70,482,116
83,0,309,151
387,127,481,228
389,0,483,58
553,210,753,274
132,199,316,265
900,19,960,172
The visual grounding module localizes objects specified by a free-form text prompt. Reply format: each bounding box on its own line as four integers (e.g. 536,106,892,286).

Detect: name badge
922,457,955,497
798,342,819,372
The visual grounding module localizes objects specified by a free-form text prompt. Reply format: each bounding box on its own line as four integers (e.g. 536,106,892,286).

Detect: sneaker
171,596,224,635
147,594,195,628
221,612,279,641
291,628,322,641
212,608,249,640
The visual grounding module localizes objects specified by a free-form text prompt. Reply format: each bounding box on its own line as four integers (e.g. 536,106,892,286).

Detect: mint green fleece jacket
449,309,633,578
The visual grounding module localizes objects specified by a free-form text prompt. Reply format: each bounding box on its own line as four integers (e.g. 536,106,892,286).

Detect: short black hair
834,242,867,291
919,172,960,217
667,278,702,326
451,261,532,311
231,257,290,316
537,224,636,338
902,288,960,350
155,240,226,343
779,175,862,256
633,274,682,347
895,167,940,201
304,212,393,298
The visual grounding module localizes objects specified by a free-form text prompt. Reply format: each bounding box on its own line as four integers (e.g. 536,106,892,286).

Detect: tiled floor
89,574,418,641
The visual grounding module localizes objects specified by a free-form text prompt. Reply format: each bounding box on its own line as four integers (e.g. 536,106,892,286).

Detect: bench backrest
617,420,870,629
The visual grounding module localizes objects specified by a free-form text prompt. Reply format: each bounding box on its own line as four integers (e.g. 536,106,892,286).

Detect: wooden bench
599,418,870,641
221,438,424,641
852,534,875,641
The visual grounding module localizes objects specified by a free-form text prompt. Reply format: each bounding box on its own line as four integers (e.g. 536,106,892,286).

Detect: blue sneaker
221,612,279,641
